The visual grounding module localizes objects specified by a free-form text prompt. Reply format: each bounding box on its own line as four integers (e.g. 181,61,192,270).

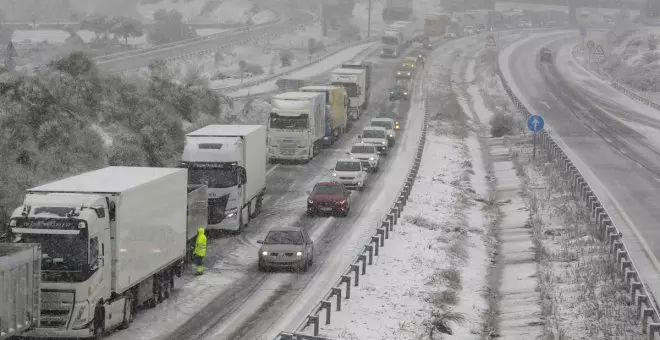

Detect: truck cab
182,125,267,232
331,68,367,120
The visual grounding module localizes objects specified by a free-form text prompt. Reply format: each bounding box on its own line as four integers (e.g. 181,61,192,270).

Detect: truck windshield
382,36,399,44
188,167,238,188
14,231,88,282
363,129,386,138
269,113,309,129
331,82,358,97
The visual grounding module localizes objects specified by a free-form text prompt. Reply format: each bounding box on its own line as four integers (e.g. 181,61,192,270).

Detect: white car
332,158,369,190
348,143,380,172
368,118,396,146
359,126,389,155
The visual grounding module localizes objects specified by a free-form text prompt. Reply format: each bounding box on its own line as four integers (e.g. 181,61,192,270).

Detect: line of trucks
0,62,374,340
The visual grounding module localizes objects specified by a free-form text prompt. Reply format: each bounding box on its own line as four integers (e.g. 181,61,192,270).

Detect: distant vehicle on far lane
540,47,552,62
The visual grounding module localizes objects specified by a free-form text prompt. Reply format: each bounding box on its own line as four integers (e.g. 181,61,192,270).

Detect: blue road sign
527,115,544,133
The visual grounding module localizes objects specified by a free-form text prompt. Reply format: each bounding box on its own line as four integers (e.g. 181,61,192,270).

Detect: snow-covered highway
500,30,660,317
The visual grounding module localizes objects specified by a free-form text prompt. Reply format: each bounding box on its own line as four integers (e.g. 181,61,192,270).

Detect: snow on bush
0,52,228,227
601,24,660,92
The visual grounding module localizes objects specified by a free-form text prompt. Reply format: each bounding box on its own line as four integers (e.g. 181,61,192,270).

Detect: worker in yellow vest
193,227,207,275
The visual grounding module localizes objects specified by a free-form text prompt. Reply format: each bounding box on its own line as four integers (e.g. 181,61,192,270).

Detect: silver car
257,226,314,272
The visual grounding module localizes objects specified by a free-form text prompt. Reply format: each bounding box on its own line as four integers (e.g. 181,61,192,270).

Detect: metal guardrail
610,82,660,111
216,38,379,94
495,53,660,339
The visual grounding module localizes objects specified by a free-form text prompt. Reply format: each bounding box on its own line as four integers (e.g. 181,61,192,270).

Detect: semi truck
341,62,372,108
299,85,349,144
330,67,367,120
267,92,327,163
0,243,41,340
388,21,415,45
380,27,405,58
182,125,267,233
275,78,306,92
382,0,413,22
6,166,197,338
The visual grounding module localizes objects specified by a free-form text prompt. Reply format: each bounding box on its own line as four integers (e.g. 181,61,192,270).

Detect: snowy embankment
585,23,660,102
225,42,377,97
318,43,493,340
137,0,275,24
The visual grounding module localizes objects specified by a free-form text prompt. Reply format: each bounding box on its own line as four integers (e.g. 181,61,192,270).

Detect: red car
306,181,352,216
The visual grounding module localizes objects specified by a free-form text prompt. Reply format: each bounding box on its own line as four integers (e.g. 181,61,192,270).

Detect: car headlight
369,157,375,161
296,251,303,256
388,134,394,138
381,141,387,145
403,92,408,95
262,251,268,256
332,172,337,177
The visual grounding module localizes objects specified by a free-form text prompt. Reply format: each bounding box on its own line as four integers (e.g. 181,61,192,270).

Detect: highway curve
95,0,313,73
500,32,660,301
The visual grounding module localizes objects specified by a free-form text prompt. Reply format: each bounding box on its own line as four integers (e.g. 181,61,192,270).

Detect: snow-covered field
137,0,275,24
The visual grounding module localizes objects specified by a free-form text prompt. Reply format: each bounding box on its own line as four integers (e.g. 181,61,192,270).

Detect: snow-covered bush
0,52,225,226
489,112,515,137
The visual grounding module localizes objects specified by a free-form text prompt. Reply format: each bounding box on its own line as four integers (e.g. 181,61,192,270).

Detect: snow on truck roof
332,68,365,75
187,124,263,137
28,167,184,194
273,92,322,99
300,85,340,91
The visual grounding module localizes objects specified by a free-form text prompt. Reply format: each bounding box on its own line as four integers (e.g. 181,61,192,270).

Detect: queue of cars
257,43,424,273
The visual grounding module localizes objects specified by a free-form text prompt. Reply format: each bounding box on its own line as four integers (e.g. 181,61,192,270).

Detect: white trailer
0,244,41,340
8,167,188,338
331,68,367,120
267,92,326,162
182,125,267,232
388,21,414,44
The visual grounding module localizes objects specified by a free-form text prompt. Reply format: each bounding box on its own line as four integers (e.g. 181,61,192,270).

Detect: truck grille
278,140,299,155
39,290,74,329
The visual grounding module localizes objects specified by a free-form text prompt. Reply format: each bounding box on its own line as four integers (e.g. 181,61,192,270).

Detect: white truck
267,92,327,163
182,125,267,233
331,68,367,120
0,243,41,340
7,167,192,338
389,21,415,45
380,28,405,58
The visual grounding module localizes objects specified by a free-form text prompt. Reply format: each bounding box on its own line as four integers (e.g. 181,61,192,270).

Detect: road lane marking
266,164,280,177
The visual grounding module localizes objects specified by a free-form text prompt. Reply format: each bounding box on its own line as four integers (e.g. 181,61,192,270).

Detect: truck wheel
119,297,134,330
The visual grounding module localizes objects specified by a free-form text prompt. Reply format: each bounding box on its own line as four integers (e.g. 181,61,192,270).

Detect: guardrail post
637,294,649,319
381,220,390,238
321,301,331,325
350,264,359,286
331,287,342,311
371,236,380,256
357,255,367,275
393,205,401,219
341,275,351,298
280,333,293,340
308,315,320,336
632,283,643,305
647,322,660,338
643,309,656,333
389,208,398,225
387,213,395,227
399,193,407,206
377,228,385,246
365,245,374,265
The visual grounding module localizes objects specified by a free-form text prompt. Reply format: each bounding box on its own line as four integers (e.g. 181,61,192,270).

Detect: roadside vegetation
0,52,226,231
509,141,645,339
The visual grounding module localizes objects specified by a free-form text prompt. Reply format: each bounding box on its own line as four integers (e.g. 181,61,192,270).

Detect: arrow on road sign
586,40,595,50
592,44,605,56
527,115,544,133
485,34,496,47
